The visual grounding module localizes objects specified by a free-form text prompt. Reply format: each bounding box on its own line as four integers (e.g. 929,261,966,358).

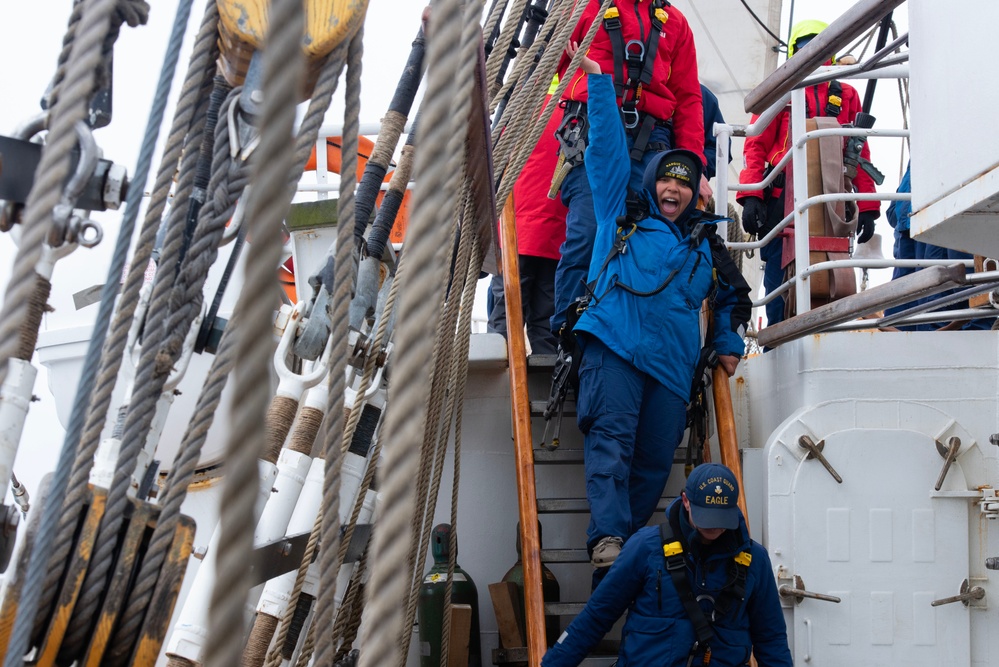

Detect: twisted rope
399,182,473,662
204,0,306,662
257,41,361,667
0,1,122,662
494,0,608,207
484,0,531,99
313,22,367,666
104,310,241,666
355,0,469,662
331,550,368,663
480,0,511,54
61,86,243,660
35,2,219,632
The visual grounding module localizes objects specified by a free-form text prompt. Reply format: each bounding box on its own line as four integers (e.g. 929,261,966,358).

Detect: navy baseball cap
684,463,741,530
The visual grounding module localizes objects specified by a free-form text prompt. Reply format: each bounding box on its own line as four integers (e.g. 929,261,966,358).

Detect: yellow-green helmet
788,19,834,62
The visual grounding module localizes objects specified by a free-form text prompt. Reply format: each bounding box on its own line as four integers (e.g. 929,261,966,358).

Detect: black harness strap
660,522,715,649
603,7,627,98
659,520,754,663
825,80,843,117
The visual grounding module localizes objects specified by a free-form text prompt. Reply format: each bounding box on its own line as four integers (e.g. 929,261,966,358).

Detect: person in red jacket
548,0,708,337
738,19,881,326
487,94,565,355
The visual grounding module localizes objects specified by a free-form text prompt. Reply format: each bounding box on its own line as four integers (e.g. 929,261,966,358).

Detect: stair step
534,447,690,465
545,601,586,616
530,399,576,417
526,353,560,372
537,496,674,514
540,548,589,563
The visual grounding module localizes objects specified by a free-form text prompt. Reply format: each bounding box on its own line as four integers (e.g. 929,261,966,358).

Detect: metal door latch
930,579,985,607
777,571,841,605
934,436,961,491
798,435,842,483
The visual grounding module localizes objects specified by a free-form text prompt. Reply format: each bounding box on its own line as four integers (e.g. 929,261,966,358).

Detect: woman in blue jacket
542,464,793,667
562,45,751,572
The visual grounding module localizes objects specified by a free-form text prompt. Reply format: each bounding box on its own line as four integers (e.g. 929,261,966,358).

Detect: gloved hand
741,197,766,236
856,210,877,244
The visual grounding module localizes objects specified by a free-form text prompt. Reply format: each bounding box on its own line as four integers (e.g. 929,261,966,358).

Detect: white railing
707,60,983,321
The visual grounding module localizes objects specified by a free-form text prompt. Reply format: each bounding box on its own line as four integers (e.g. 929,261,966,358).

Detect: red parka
512,102,567,260
738,77,880,215
557,0,706,165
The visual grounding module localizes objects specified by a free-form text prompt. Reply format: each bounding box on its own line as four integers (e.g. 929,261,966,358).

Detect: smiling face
656,175,694,220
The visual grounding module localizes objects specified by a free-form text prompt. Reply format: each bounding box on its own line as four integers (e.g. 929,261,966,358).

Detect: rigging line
0,0,127,662
739,0,786,49
35,1,220,642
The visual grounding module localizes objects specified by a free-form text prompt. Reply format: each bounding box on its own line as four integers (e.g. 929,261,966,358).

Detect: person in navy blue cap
542,463,792,667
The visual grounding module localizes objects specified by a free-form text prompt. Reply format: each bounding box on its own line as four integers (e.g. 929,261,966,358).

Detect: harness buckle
625,39,646,66
622,107,640,129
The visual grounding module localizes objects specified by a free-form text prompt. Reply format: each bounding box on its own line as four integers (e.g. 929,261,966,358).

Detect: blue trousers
761,236,786,327
576,337,687,554
550,127,672,334
886,228,993,330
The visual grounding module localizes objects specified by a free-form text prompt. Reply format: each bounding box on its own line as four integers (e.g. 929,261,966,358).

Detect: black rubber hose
352,26,427,249
364,117,418,261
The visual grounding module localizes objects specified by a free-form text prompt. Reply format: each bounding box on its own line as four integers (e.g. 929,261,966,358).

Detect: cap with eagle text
684,463,741,530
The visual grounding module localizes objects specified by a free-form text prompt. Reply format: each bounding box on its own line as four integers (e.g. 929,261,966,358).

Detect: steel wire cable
104,313,241,666
204,0,306,661
0,0,120,661
60,86,244,660
312,19,368,667
354,0,468,663
33,0,217,639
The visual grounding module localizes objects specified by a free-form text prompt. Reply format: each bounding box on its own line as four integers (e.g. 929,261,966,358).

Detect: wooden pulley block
216,0,369,88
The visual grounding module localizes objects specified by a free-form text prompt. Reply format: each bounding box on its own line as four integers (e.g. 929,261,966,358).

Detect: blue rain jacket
572,74,750,402
542,499,793,667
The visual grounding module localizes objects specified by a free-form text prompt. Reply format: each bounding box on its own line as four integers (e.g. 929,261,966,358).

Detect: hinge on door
981,487,999,519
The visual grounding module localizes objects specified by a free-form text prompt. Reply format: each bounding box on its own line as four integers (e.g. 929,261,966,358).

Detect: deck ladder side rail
498,194,547,667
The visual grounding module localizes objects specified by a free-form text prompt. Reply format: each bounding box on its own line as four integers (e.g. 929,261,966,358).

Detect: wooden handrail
498,195,546,666
712,366,749,530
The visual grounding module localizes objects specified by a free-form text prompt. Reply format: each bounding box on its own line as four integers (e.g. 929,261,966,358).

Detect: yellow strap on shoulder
604,7,620,19
663,541,684,558
548,74,560,96
734,551,752,567
655,7,669,23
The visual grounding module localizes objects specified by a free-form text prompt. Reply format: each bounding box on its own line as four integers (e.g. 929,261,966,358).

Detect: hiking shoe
591,536,624,567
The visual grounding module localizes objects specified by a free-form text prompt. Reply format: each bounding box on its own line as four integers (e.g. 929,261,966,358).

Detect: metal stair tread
534,447,689,464
537,496,674,513
539,548,589,563
530,399,576,416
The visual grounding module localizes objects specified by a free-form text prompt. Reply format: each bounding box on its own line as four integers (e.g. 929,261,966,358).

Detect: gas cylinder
501,522,561,648
417,524,482,667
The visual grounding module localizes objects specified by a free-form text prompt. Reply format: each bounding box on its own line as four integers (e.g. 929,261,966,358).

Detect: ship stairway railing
713,0,999,347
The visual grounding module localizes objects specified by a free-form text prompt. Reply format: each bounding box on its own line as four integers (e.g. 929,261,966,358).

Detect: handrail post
498,195,546,666
714,122,730,224
790,87,811,317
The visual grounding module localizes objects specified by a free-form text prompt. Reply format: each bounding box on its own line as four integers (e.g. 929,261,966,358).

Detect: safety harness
603,0,672,158
547,0,673,197
659,520,752,666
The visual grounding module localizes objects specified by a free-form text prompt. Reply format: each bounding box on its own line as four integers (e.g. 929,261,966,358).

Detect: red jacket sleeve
738,110,784,203
667,22,706,165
